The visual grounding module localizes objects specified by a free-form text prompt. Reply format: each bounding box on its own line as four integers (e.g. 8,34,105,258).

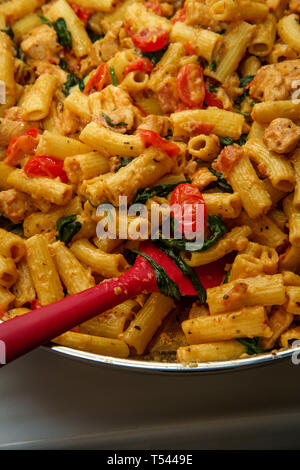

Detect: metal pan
45,343,300,373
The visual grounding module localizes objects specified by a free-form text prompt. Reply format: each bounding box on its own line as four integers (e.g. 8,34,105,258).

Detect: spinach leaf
235,134,247,146
235,88,249,105
207,83,219,93
132,249,181,301
237,337,264,355
114,157,134,172
62,73,79,95
155,242,206,303
41,16,72,50
102,112,126,128
132,180,190,205
239,75,254,88
87,29,104,43
222,265,232,284
233,106,250,117
208,166,233,193
219,136,234,146
1,26,14,40
56,215,82,245
159,215,227,252
209,60,217,71
109,65,118,86
138,46,168,65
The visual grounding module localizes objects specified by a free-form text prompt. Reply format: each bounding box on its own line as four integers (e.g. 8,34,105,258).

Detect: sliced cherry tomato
123,57,153,76
171,183,207,236
127,25,169,52
194,259,227,289
83,63,108,95
70,3,93,22
177,64,205,108
204,84,223,109
171,6,186,24
4,128,39,166
30,299,42,310
139,129,180,157
144,0,163,15
24,155,68,183
184,43,196,56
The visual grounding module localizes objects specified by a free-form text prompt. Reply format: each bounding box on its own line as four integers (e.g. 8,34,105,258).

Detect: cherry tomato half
139,129,180,157
171,183,207,236
204,84,223,109
123,57,153,76
177,64,205,108
129,26,169,52
4,128,39,166
24,155,68,183
171,6,186,24
83,63,108,95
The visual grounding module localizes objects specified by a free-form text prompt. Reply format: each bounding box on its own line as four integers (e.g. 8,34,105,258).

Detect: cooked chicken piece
213,145,244,177
20,25,60,62
0,190,35,224
263,118,300,154
0,118,33,147
138,115,170,135
222,73,243,102
191,167,217,191
157,76,181,114
250,60,300,101
90,85,137,132
43,101,81,136
31,60,68,85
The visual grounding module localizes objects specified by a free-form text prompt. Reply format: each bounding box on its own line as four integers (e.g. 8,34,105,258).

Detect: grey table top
0,348,300,449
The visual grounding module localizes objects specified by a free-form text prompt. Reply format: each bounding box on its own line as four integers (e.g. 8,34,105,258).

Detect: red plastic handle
0,256,156,365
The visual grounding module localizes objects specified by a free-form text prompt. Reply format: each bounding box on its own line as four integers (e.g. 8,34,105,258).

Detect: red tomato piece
24,156,68,183
144,0,163,15
194,259,227,289
171,6,186,24
129,27,169,52
123,57,153,76
4,128,39,166
184,43,196,55
139,129,180,157
177,64,205,108
30,299,42,310
171,183,207,236
83,63,108,95
204,84,223,109
70,3,93,22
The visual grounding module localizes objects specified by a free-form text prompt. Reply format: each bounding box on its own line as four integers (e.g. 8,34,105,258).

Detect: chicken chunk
0,190,35,224
290,0,300,13
0,118,33,147
250,60,300,101
263,118,300,154
90,85,137,132
21,25,60,62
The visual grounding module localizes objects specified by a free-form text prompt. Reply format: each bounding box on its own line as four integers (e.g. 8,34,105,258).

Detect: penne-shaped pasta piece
177,341,247,363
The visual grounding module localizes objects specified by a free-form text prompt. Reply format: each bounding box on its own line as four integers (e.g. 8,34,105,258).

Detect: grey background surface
0,348,300,449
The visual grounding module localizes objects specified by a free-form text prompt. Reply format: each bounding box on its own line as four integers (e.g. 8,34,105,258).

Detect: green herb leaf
233,106,250,117
41,16,72,50
208,166,233,193
138,46,168,65
207,83,219,93
1,25,14,40
235,134,247,146
56,215,82,245
114,157,134,172
132,180,191,205
101,111,126,128
219,136,234,146
132,249,181,301
237,337,264,355
87,29,104,43
159,215,227,252
235,89,249,105
155,242,206,303
239,75,254,88
222,265,232,284
62,73,78,96
209,60,217,72
109,65,118,86
53,18,72,49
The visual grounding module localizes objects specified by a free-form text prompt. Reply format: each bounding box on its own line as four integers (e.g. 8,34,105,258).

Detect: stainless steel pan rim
45,343,300,373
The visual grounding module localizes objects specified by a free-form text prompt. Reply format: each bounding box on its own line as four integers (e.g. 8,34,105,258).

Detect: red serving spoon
0,241,226,365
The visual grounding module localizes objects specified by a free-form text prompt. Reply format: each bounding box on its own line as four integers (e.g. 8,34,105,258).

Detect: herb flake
56,215,82,245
